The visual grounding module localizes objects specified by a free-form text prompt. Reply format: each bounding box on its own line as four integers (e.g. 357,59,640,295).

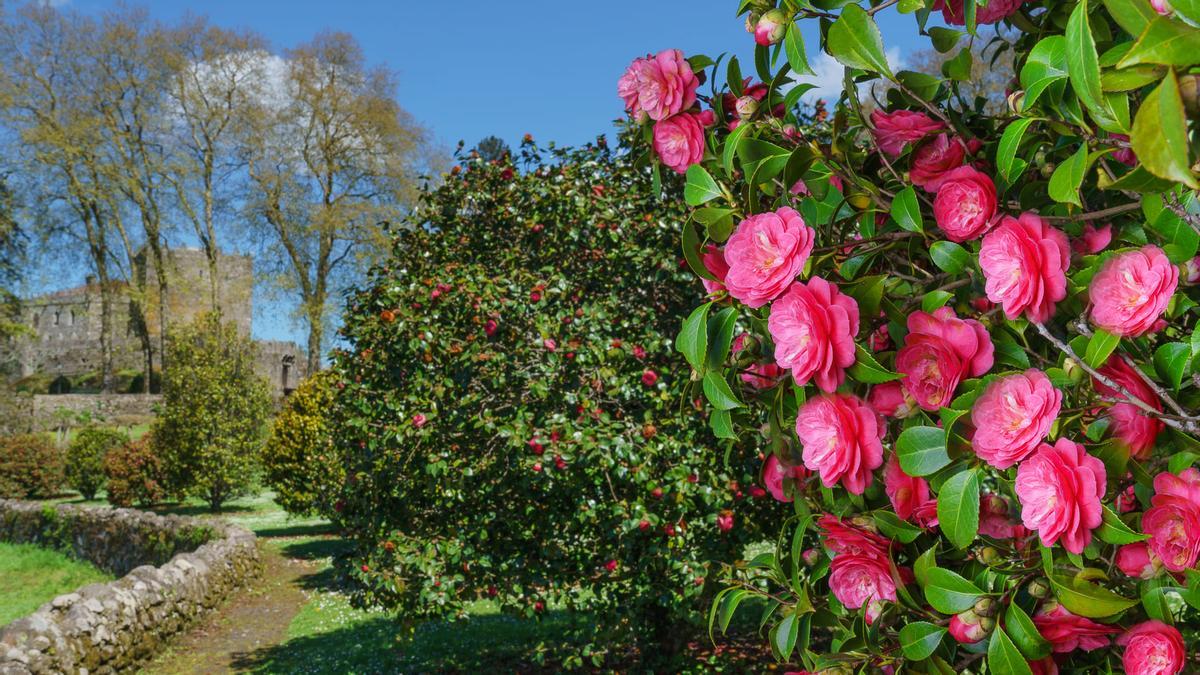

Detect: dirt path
139,543,318,675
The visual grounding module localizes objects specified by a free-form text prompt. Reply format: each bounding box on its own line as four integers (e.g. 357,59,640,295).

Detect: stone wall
0,501,260,674
30,394,161,431
0,393,33,436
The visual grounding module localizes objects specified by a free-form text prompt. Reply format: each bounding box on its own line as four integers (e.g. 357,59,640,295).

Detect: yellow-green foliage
262,370,341,517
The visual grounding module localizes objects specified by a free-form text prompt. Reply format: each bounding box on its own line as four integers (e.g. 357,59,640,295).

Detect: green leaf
1097,504,1149,544
1098,165,1177,193
1048,143,1089,207
1005,601,1052,660
942,47,972,81
937,467,980,549
924,567,984,614
1154,342,1190,390
1119,16,1200,67
988,627,1034,675
711,409,736,439
929,27,963,53
896,426,951,476
772,613,800,661
784,23,815,76
891,185,924,233
922,290,953,313
899,622,947,660
874,511,924,543
706,307,738,371
1020,37,1068,110
1131,70,1200,189
722,123,751,177
996,118,1036,184
684,165,722,206
681,214,716,282
914,544,938,587
676,303,712,371
1067,0,1121,131
1084,328,1120,369
1103,0,1159,36
848,344,903,384
826,4,894,78
703,371,743,410
693,207,736,243
718,589,748,634
1048,572,1139,618
930,241,970,275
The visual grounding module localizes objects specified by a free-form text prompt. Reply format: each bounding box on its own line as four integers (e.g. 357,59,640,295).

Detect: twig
1164,194,1200,239
1038,202,1142,223
868,0,901,14
1033,322,1200,434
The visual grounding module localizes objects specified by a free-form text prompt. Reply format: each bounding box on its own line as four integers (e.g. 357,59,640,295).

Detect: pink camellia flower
723,207,816,308
484,319,498,337
1143,469,1200,571
732,333,785,389
1118,621,1186,675
896,307,994,411
700,244,729,296
763,453,807,503
543,338,557,352
641,369,658,387
1111,133,1138,166
948,611,990,643
910,135,966,191
870,109,946,156
768,278,860,392
884,456,937,527
979,212,1071,323
795,394,884,495
1015,438,1106,554
1117,483,1139,513
934,0,1025,24
1030,658,1059,675
652,112,706,174
828,554,896,624
818,514,892,556
1184,256,1200,284
979,493,1025,539
717,510,734,532
1089,245,1179,337
1116,542,1163,579
604,559,619,572
971,370,1062,469
1033,602,1121,653
1149,0,1175,15
1093,356,1164,458
617,49,698,122
869,323,891,351
1071,223,1112,256
932,166,998,242
754,9,787,46
868,381,917,418
412,413,427,428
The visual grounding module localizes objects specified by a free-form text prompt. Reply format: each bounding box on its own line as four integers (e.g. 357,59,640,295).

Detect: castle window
53,310,60,326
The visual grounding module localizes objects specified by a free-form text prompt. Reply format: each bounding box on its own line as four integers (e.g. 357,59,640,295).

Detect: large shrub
153,312,272,511
104,436,167,508
65,426,129,500
331,136,778,663
262,370,342,516
0,434,64,498
622,0,1200,672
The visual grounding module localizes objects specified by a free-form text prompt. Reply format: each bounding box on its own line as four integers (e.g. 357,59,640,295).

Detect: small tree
104,436,167,508
65,426,129,500
153,312,271,511
261,370,342,516
0,434,64,499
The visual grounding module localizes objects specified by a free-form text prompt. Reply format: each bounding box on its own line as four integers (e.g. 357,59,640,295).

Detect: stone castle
1,248,306,397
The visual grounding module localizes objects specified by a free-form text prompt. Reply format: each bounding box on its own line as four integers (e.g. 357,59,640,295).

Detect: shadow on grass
256,522,338,539
278,536,352,561
150,502,257,517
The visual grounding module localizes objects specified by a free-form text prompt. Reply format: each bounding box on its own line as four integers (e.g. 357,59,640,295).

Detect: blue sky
54,0,929,347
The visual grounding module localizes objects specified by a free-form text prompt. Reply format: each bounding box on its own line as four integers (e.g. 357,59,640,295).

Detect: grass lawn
0,542,113,627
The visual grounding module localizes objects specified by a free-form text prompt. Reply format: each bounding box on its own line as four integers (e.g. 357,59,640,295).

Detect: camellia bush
623,0,1200,672
262,370,342,517
330,135,783,666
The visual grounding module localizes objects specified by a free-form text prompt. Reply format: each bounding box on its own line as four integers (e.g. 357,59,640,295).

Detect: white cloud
787,47,906,105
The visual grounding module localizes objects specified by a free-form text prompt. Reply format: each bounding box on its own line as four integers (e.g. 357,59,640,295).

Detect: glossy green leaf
874,511,924,543
924,567,984,613
1154,342,1190,390
997,118,1036,184
676,303,712,371
706,306,738,371
826,4,894,78
1067,0,1121,131
914,544,938,587
1005,601,1052,660
1084,328,1120,369
849,344,903,384
702,371,743,410
891,185,924,233
1103,0,1159,35
896,426,952,476
930,241,970,275
1131,70,1200,188
1020,36,1068,110
899,622,946,660
1119,16,1200,67
988,627,1034,675
785,23,815,76
1097,504,1149,544
937,467,980,549
1048,143,1089,207
684,165,722,205
1048,572,1139,618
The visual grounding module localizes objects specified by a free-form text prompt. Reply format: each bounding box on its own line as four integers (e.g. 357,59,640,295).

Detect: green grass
0,542,113,627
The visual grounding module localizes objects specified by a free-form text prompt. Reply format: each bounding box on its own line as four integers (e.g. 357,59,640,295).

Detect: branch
1038,202,1142,223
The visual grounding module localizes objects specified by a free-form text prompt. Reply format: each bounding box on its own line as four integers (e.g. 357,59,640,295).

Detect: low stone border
0,500,260,674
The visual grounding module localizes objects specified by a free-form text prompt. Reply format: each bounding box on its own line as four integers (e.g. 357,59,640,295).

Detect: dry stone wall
0,500,259,674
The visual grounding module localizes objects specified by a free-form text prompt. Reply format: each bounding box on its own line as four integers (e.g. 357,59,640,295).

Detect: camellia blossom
763,453,807,503
1116,542,1163,580
1117,621,1186,675
700,244,729,296
1142,468,1200,571
979,493,1025,539
1092,356,1164,458
818,515,892,556
932,166,997,242
868,381,917,419
652,111,706,174
948,612,990,643
827,553,897,624
617,49,698,122
883,456,937,527
1089,245,1178,337
896,307,993,411
768,278,860,392
909,134,966,191
723,207,816,308
971,370,1062,469
1033,602,1121,653
979,212,1071,322
1015,438,1106,554
934,0,1025,24
1071,222,1112,256
870,109,945,156
795,394,884,495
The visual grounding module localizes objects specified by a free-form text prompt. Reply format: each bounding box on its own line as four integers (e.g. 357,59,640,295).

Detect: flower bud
754,9,787,46
1150,0,1174,15
978,546,1001,565
1006,90,1025,115
850,515,879,533
1028,578,1050,598
1184,256,1200,284
974,597,997,617
735,95,759,118
949,609,992,643
802,548,820,566
1181,75,1200,116
1063,357,1085,383
744,11,760,33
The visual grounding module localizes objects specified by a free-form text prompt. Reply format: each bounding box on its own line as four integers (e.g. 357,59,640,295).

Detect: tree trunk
306,311,322,374
97,274,114,393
